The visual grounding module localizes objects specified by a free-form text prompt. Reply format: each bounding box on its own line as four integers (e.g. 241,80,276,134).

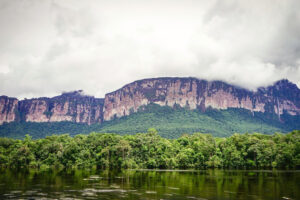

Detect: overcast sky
0,0,299,99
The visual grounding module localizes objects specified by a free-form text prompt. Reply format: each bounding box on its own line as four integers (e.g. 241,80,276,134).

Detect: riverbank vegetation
0,129,299,169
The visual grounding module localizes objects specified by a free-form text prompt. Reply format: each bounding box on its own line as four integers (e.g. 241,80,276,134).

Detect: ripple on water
133,192,143,195
83,175,103,181
53,192,63,195
3,193,15,197
90,175,101,179
282,197,291,200
10,191,22,194
24,190,38,195
145,191,157,194
36,192,47,196
168,187,179,190
82,191,97,197
82,188,127,193
187,197,208,200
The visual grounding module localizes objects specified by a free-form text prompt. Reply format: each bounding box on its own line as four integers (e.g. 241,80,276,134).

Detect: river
0,168,299,199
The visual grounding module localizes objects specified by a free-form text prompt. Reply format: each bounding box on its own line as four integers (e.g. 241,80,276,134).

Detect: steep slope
0,90,104,125
0,77,299,139
1,104,299,139
103,78,300,121
0,96,18,125
99,104,300,138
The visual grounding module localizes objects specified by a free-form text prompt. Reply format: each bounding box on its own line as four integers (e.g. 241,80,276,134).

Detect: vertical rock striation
0,77,299,125
103,77,300,121
0,96,18,125
17,90,104,125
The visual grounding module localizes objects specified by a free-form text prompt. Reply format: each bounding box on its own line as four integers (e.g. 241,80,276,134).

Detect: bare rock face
103,78,300,121
0,78,299,125
19,99,49,122
18,91,104,125
0,96,18,125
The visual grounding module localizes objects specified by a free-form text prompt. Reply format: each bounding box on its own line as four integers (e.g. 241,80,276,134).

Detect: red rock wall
103,78,300,121
0,96,18,125
18,93,104,124
0,78,299,125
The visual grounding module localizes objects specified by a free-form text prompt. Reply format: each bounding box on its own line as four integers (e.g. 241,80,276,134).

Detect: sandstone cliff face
17,91,104,125
0,78,299,125
19,98,49,122
0,96,18,125
103,78,300,121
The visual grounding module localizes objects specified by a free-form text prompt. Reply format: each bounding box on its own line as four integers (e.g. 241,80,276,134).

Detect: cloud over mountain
0,0,299,99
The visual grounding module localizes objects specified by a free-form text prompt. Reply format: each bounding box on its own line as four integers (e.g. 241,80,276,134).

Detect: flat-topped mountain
103,78,300,121
0,91,104,125
0,77,299,127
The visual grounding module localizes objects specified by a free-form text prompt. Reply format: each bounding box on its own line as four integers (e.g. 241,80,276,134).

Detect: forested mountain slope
1,104,299,139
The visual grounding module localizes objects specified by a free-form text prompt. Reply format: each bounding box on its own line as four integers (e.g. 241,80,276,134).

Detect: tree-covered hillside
99,104,300,138
0,104,299,139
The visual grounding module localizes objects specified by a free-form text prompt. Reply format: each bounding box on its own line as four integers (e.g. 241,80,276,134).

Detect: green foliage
0,104,299,139
0,130,299,169
0,122,102,139
99,104,299,138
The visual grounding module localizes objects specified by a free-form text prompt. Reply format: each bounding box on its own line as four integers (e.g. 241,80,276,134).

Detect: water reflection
0,168,299,199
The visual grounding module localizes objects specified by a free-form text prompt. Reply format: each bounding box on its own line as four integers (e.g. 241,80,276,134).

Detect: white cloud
0,0,299,99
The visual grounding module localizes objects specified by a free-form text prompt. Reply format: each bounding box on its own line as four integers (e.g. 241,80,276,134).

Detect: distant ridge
0,77,299,138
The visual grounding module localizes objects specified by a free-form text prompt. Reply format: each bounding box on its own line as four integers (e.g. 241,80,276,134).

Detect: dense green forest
99,105,299,138
1,105,299,139
0,129,299,169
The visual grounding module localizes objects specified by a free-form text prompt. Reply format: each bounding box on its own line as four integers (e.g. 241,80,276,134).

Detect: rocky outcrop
19,98,49,123
1,90,104,125
0,96,18,125
48,91,104,124
0,78,299,125
103,78,300,121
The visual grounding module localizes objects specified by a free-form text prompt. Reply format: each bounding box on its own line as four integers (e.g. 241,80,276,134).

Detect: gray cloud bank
0,0,299,99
